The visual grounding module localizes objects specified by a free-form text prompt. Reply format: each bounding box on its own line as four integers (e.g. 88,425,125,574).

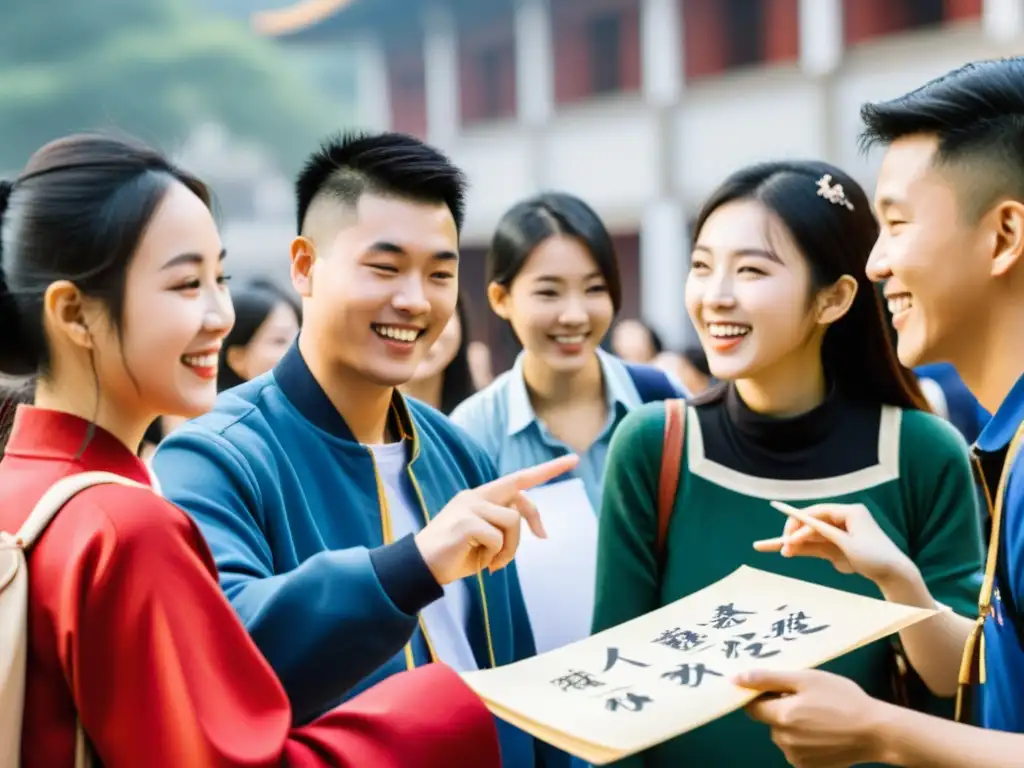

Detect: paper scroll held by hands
459,565,936,765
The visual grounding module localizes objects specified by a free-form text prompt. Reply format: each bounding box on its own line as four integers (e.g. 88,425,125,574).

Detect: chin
363,363,421,388
896,333,930,370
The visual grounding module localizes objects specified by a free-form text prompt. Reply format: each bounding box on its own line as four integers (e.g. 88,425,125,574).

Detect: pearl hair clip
815,174,854,211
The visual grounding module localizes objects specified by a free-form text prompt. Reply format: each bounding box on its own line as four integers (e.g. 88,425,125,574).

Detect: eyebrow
160,249,227,270
367,241,459,261
534,270,605,283
692,245,782,264
876,196,905,212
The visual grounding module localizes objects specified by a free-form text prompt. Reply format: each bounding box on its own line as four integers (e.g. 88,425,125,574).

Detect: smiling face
86,180,234,422
686,199,834,383
488,234,615,375
866,135,994,368
294,192,460,388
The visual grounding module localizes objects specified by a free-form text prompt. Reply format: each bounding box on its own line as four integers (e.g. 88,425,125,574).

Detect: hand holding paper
415,454,578,584
753,501,917,588
737,667,889,767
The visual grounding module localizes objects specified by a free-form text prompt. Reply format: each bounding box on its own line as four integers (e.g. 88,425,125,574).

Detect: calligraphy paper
460,565,936,766
516,478,598,653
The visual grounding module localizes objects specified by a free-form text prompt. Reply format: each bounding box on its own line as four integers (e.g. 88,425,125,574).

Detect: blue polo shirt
449,349,686,512
978,373,1024,732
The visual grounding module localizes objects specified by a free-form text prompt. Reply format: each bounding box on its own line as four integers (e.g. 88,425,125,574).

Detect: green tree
0,0,348,173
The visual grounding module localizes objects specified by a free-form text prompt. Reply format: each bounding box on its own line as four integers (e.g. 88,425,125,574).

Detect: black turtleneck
693,382,882,480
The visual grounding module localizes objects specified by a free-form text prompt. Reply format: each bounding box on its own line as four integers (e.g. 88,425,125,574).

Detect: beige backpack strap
2,470,142,768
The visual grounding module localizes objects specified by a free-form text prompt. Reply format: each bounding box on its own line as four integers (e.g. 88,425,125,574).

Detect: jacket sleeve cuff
369,534,443,616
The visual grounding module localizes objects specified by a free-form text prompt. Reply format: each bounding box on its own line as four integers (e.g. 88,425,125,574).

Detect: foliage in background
0,0,353,174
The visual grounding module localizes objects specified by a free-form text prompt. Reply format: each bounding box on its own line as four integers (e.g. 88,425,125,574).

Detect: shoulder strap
994,426,1024,642
955,420,1024,721
626,363,679,404
656,399,686,566
15,471,141,550
0,470,141,768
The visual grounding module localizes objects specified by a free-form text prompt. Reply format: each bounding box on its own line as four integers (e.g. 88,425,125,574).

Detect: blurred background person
400,296,477,414
218,278,301,391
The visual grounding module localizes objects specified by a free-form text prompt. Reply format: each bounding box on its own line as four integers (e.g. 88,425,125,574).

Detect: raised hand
414,454,579,585
752,501,914,587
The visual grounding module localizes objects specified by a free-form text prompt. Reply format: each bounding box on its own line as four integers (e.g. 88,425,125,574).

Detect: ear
225,345,247,379
814,274,858,326
290,236,317,298
487,281,511,320
990,199,1024,278
42,280,95,351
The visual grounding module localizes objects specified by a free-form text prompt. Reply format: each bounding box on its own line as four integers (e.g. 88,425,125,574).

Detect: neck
400,373,444,410
734,349,828,417
34,372,150,454
522,350,604,408
299,330,394,444
949,299,1024,416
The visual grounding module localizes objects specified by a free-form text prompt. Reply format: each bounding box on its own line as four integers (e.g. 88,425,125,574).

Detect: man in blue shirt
153,132,576,767
732,59,1024,766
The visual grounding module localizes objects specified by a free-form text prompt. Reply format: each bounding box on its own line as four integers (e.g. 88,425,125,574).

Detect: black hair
438,297,477,415
0,133,211,380
486,192,623,312
692,160,927,411
682,345,710,378
295,131,468,235
0,133,211,454
218,280,301,391
860,57,1024,218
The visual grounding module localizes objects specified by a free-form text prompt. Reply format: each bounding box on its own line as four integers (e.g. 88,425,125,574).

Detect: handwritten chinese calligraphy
661,663,723,688
605,691,653,713
652,627,710,652
699,603,755,630
767,611,829,641
604,647,651,672
551,670,604,692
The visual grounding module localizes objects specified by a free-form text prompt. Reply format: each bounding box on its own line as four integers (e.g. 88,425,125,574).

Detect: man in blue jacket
153,131,577,767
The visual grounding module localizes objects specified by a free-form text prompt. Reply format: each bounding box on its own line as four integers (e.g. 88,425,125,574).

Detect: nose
865,238,891,284
204,284,235,336
557,294,589,326
701,270,737,310
392,274,432,316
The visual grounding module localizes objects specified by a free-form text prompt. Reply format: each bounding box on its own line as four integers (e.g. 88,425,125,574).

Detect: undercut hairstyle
860,57,1024,219
294,131,468,235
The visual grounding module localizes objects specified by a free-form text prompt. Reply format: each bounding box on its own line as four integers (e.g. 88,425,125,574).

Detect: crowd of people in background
2,55,1024,768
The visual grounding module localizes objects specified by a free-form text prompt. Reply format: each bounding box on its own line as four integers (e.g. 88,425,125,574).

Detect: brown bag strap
656,399,686,565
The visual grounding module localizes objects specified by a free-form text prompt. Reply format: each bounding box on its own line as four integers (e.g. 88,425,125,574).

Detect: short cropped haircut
860,57,1024,218
294,131,468,234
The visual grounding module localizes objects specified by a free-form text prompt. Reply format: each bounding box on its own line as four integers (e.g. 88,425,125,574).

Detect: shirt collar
505,348,630,437
273,342,417,450
3,405,153,486
976,373,1024,453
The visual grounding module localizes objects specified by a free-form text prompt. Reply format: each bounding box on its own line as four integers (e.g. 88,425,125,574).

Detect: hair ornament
816,174,854,211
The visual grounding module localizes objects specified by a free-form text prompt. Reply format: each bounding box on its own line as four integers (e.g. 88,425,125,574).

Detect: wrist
866,700,908,766
875,555,924,601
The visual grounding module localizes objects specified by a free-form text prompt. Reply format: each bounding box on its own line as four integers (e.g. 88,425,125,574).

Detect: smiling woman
0,132,503,768
593,160,986,767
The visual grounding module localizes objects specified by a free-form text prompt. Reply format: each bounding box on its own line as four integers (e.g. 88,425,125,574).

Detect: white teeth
706,323,751,338
182,354,217,368
887,295,913,315
375,325,419,343
554,335,586,345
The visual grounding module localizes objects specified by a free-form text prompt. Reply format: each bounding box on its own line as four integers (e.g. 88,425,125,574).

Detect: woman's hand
753,501,916,588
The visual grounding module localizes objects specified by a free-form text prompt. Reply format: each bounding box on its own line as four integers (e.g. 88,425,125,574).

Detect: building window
588,13,623,94
553,0,641,105
683,0,799,81
458,16,517,126
844,0,982,46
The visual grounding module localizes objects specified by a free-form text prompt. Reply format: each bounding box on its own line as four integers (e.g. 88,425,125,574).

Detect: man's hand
753,501,917,589
414,454,579,585
736,668,891,767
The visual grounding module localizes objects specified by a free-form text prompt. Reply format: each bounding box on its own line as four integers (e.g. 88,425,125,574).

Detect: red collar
4,406,153,486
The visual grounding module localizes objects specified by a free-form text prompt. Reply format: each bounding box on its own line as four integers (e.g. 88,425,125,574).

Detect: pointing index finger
770,501,846,544
477,454,580,502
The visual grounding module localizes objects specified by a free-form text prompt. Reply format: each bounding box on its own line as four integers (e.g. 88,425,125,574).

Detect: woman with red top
0,133,500,768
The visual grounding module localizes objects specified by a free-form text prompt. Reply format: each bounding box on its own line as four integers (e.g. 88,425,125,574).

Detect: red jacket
0,406,500,767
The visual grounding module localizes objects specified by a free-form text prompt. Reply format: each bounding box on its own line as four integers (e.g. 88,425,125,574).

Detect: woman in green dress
592,160,984,766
